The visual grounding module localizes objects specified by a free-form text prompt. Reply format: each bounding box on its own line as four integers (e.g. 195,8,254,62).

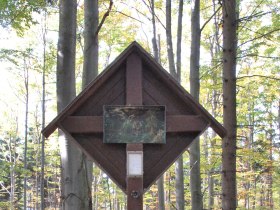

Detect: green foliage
0,0,47,35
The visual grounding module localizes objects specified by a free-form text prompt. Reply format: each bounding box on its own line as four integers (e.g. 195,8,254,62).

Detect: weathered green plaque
103,106,166,144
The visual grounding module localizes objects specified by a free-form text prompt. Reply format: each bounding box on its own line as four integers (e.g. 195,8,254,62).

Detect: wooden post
126,53,143,210
126,144,143,210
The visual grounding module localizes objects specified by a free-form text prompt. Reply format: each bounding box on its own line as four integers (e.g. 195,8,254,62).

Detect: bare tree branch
238,28,280,48
112,10,144,24
94,0,113,39
237,75,280,81
201,5,222,32
237,53,280,60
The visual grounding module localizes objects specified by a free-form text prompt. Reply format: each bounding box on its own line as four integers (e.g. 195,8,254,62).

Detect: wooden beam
126,53,142,105
61,115,208,134
126,144,143,209
166,115,208,132
61,116,103,133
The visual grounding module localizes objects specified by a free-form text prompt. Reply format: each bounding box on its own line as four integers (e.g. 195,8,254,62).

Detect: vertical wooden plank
126,53,143,209
127,144,143,210
127,177,143,210
126,53,142,105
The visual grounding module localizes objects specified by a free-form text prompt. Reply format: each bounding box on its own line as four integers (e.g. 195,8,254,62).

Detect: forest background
0,0,279,209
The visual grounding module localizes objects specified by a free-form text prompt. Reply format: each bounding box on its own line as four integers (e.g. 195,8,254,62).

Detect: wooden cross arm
60,115,208,134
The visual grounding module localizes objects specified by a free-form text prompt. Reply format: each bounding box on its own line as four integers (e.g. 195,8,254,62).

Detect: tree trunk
81,0,99,208
151,3,165,207
166,0,185,208
189,0,203,209
176,0,183,83
175,156,184,210
41,10,47,209
57,0,90,209
23,56,29,210
166,0,177,79
9,134,15,209
208,2,222,207
83,0,99,87
221,0,238,209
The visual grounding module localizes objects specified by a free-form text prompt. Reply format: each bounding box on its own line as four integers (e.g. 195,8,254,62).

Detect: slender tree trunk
266,126,273,208
23,57,29,210
82,0,99,208
209,91,218,209
208,2,222,207
151,3,165,207
189,0,203,209
166,0,185,208
222,0,238,209
151,0,158,62
83,0,99,87
176,0,183,83
9,135,15,209
57,0,90,209
41,10,47,210
175,156,184,210
166,0,177,79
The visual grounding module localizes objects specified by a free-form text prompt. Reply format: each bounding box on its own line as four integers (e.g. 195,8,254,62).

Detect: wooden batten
61,115,208,134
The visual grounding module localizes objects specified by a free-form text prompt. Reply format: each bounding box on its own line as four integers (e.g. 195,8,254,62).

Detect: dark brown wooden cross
42,42,226,210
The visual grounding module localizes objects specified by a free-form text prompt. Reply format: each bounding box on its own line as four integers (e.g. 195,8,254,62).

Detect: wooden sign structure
42,42,226,209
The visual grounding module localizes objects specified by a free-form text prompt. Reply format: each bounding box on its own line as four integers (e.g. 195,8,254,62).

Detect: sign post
42,42,226,210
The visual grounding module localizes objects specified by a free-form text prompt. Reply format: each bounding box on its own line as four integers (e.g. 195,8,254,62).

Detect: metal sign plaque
103,105,166,144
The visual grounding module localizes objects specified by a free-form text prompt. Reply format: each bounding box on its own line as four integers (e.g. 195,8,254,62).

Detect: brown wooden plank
61,116,103,133
127,144,143,151
126,53,142,105
167,115,208,132
74,67,125,116
126,142,143,208
61,115,208,134
127,177,143,209
142,61,226,137
73,134,127,192
143,69,193,115
43,42,141,138
143,134,197,190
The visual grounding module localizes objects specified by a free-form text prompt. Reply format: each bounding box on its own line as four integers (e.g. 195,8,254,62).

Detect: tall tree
81,0,99,208
175,1,184,209
41,9,47,210
82,0,99,87
189,0,203,209
23,55,29,210
166,0,177,80
222,0,238,209
56,0,90,209
166,0,184,209
149,1,165,208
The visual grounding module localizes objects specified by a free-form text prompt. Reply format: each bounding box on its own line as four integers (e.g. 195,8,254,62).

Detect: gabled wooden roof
43,41,225,138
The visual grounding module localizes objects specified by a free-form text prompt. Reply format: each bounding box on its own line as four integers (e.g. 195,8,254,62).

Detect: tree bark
83,0,99,87
175,2,184,208
176,0,183,83
175,156,184,210
23,56,29,210
150,3,165,208
165,0,185,208
189,0,203,209
57,0,90,209
41,10,47,209
166,0,177,79
222,0,238,209
81,0,99,208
